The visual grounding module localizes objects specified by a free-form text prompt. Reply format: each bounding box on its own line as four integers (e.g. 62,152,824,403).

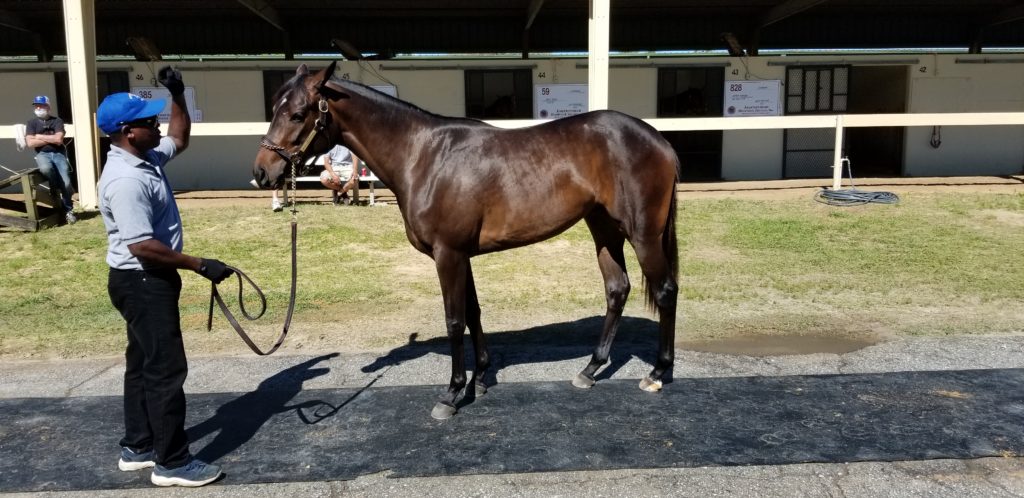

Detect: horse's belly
477,210,584,253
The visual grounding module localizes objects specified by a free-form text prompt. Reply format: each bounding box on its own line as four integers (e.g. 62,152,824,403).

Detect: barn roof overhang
1,1,1024,62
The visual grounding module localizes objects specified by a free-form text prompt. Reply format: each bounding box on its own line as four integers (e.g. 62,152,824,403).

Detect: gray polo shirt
98,137,182,270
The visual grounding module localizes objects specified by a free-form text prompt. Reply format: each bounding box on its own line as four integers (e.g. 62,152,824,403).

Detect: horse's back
537,111,679,224
409,110,677,253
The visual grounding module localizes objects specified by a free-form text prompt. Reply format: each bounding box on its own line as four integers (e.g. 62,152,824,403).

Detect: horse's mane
273,68,490,126
328,77,488,126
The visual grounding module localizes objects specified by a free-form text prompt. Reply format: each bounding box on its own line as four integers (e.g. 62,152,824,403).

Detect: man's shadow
188,353,341,463
360,315,667,403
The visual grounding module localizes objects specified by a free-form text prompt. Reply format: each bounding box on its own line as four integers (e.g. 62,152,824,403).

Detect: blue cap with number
96,93,167,134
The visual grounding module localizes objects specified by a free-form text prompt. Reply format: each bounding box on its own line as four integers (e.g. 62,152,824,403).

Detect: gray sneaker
65,212,77,225
151,458,223,487
118,446,155,471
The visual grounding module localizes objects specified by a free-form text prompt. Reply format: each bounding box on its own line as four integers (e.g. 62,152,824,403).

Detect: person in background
26,95,76,224
319,143,361,205
97,67,232,488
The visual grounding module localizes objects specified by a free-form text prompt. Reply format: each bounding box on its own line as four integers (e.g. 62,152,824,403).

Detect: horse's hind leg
633,238,678,392
465,262,490,395
431,247,470,419
573,211,630,389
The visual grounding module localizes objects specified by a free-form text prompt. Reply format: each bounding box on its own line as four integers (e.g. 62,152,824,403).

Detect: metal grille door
783,66,849,178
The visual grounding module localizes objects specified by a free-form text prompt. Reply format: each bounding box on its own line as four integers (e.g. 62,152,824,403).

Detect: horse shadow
188,352,344,463
360,315,667,404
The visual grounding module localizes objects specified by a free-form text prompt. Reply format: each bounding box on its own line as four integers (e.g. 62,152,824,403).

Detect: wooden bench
293,172,383,205
0,167,62,231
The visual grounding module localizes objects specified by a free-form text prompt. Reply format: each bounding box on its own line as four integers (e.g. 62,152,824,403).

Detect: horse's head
253,61,338,188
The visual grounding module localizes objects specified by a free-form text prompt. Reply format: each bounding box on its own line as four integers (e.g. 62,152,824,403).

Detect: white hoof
572,373,596,389
639,377,663,392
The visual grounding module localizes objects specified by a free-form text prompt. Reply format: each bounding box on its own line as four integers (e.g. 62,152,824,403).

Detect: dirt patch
679,333,878,356
675,175,1024,201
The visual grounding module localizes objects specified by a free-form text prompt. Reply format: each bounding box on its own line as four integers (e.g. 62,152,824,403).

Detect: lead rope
205,155,300,356
215,97,328,354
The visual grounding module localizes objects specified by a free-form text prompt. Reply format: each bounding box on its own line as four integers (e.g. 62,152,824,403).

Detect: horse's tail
644,167,679,316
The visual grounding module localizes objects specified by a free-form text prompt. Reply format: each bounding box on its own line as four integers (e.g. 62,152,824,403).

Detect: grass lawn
1,191,1022,359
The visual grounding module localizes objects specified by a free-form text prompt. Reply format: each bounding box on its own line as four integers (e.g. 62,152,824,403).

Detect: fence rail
3,112,1024,190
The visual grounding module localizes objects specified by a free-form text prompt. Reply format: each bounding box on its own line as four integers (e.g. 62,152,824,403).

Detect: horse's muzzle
252,164,272,189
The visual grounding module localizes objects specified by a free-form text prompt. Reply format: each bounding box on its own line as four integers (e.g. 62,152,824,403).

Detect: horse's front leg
431,246,470,420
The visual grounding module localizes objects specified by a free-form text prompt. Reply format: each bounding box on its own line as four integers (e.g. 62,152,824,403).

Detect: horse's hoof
572,373,596,389
431,401,457,420
474,381,487,396
639,377,663,392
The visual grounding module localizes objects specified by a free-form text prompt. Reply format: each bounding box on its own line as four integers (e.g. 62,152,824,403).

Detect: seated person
319,144,361,205
250,153,323,212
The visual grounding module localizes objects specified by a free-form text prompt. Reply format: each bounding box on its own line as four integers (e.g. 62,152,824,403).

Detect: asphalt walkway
2,335,1024,497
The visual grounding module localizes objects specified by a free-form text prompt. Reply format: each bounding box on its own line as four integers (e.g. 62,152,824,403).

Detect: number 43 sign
129,86,202,123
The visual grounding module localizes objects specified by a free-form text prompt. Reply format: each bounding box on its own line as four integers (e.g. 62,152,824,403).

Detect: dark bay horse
254,62,680,419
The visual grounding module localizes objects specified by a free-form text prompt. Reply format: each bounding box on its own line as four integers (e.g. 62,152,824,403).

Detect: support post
832,114,845,190
63,0,100,209
587,0,610,111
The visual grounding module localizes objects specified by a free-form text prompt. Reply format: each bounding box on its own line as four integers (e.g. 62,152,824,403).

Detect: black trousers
108,267,191,468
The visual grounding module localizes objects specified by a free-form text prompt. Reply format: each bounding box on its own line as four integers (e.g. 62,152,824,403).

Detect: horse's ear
322,61,337,86
314,61,348,100
315,61,338,92
296,63,309,76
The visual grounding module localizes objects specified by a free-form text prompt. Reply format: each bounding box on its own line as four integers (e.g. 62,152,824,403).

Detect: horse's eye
290,113,305,123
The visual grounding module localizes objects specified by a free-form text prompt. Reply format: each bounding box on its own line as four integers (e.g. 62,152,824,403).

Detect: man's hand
198,258,234,284
158,66,185,97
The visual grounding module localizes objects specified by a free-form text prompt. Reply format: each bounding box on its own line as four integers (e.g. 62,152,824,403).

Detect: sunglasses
119,116,160,129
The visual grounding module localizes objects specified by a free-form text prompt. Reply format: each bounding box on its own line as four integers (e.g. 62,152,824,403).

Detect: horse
253,62,680,420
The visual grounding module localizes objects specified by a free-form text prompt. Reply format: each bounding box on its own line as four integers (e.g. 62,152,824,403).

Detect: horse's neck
336,93,433,196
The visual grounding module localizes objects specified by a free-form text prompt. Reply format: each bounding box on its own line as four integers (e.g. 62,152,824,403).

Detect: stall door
783,66,849,178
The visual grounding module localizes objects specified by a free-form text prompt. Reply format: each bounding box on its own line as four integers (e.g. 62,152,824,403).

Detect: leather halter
259,96,331,169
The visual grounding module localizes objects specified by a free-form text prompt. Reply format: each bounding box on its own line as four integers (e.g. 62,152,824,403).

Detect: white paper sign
724,80,781,117
370,85,398,97
129,87,202,123
535,84,588,119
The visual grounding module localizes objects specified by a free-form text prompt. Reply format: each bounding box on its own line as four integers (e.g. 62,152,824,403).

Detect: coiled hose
814,158,900,207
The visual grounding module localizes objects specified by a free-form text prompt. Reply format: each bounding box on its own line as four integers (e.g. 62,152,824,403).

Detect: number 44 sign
724,80,781,117
129,87,202,123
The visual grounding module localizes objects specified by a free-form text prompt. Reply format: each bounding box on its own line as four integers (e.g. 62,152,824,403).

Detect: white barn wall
905,57,1024,176
2,54,1023,189
160,68,267,189
609,67,657,117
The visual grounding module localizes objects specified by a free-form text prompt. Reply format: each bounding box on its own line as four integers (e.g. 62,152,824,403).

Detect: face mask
34,108,49,119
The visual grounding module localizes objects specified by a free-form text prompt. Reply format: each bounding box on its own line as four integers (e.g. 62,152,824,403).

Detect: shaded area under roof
1,0,1023,61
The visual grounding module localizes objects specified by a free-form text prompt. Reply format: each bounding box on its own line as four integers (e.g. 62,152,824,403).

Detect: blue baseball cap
32,95,50,106
96,93,167,134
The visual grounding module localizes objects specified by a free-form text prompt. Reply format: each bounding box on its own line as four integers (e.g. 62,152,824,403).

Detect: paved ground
2,334,1024,497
